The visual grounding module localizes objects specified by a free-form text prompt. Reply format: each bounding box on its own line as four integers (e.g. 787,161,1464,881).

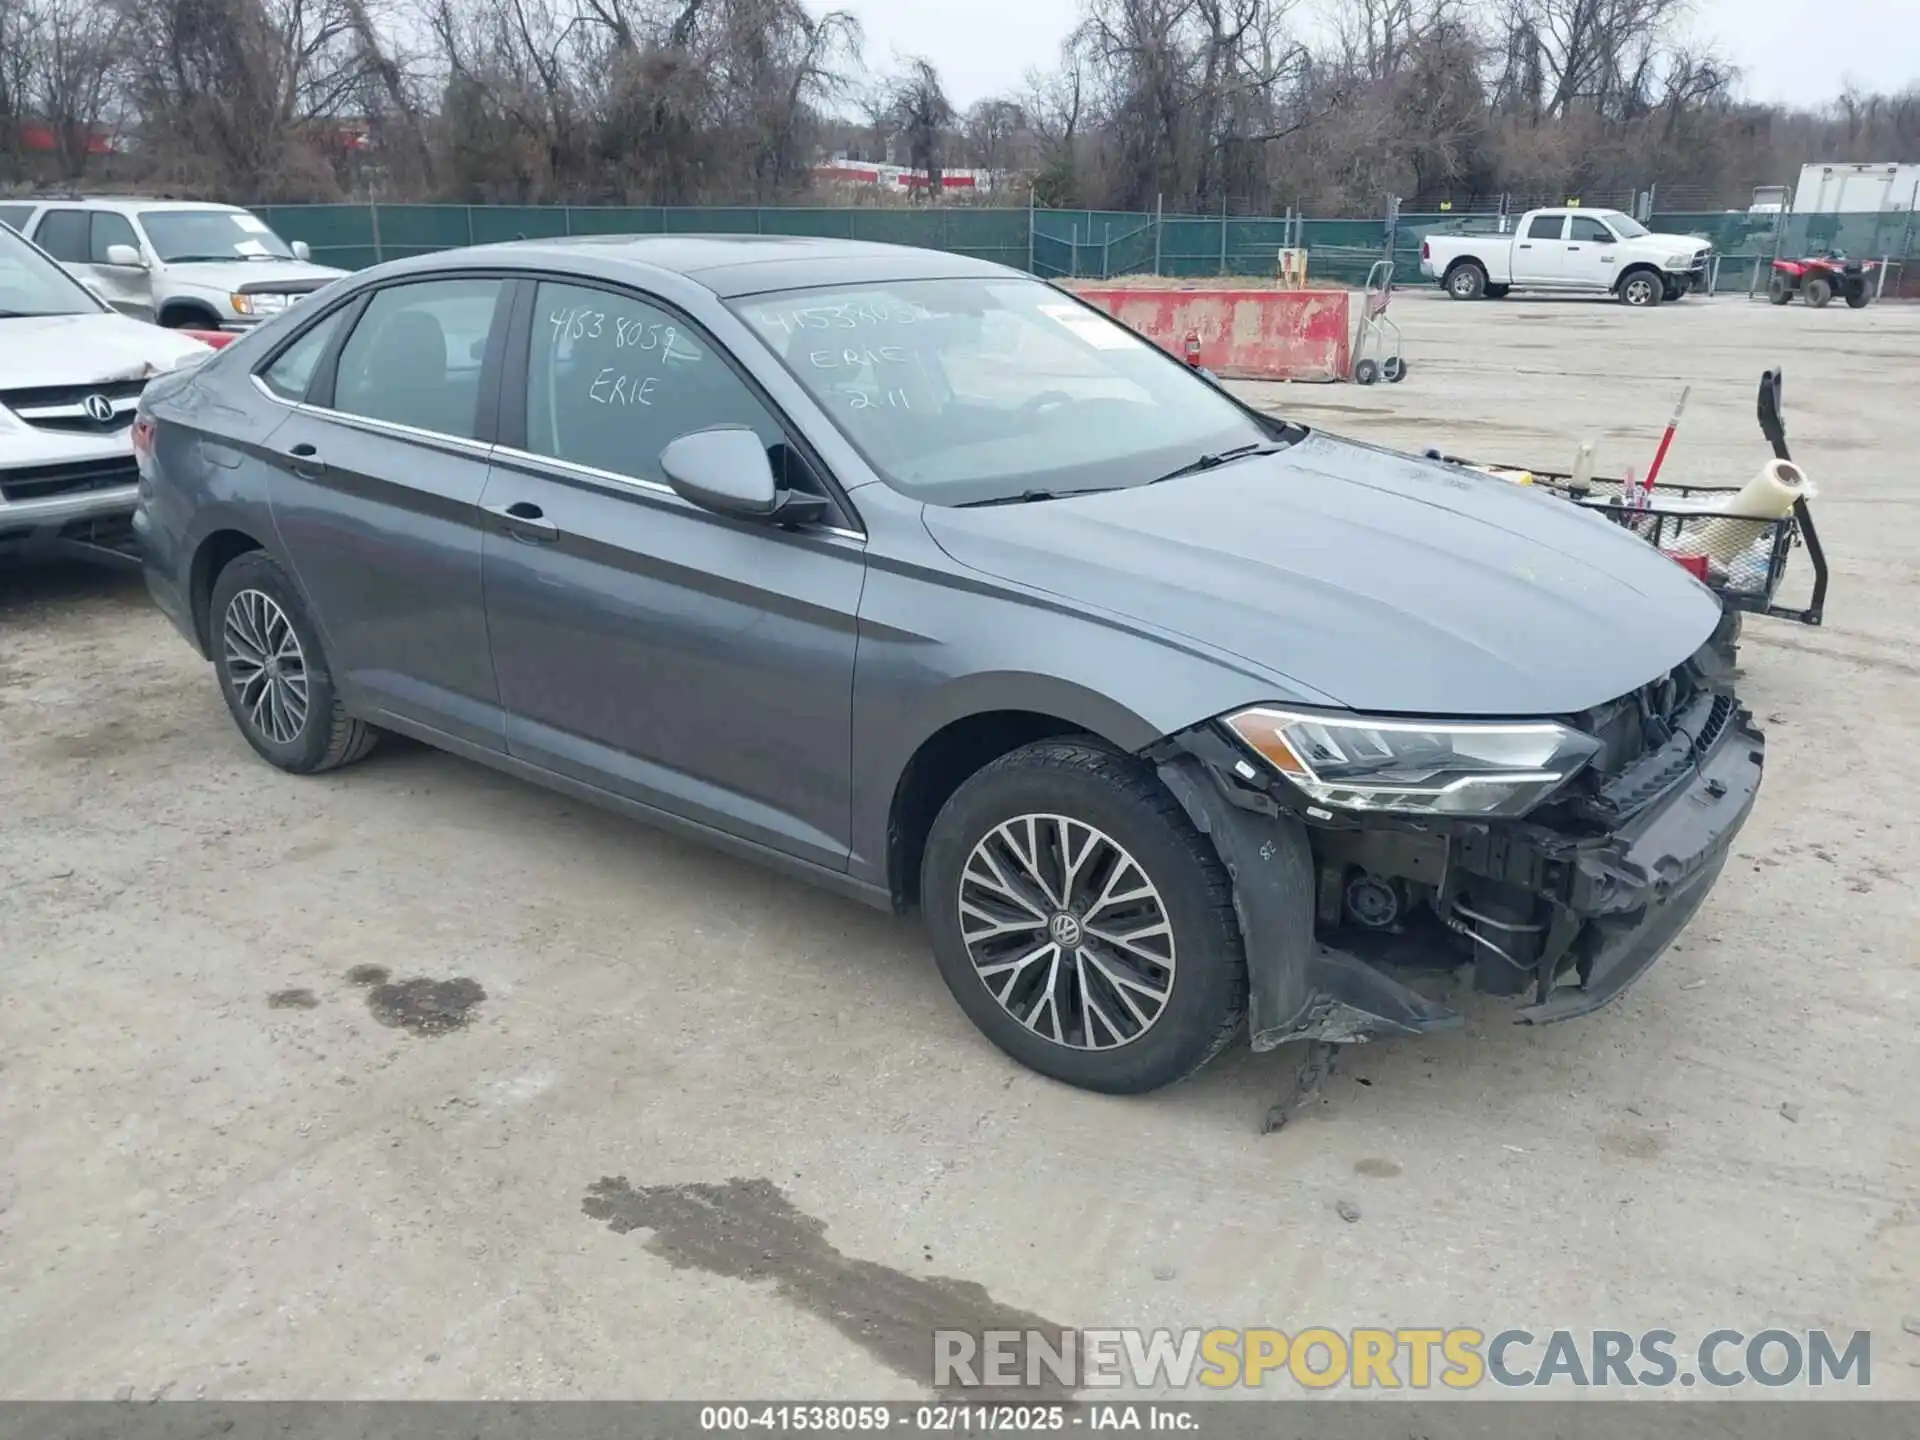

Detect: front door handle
283,442,325,479
485,500,558,544
1518,242,1532,249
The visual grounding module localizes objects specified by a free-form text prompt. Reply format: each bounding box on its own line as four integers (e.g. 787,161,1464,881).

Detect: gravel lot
3,290,1916,1400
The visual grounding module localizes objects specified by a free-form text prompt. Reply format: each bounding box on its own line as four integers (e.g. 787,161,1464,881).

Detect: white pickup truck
1419,208,1713,307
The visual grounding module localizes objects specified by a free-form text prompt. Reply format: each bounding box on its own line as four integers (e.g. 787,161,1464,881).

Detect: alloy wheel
223,588,310,746
957,813,1176,1051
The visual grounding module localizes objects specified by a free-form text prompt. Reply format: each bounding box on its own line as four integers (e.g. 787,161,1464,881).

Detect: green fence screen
255,202,1920,293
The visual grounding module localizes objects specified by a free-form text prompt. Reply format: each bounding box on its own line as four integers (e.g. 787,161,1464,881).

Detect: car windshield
1605,212,1649,238
140,209,295,262
0,223,103,317
729,277,1273,506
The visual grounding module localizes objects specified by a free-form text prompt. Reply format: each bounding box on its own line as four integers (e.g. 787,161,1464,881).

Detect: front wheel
1845,282,1871,309
1805,276,1833,307
1352,358,1380,385
1619,271,1664,307
1767,274,1793,305
209,550,379,774
920,741,1248,1094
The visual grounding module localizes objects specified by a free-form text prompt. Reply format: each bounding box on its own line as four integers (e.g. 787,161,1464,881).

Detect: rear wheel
1445,263,1487,301
920,740,1248,1094
209,551,378,775
1805,276,1833,307
1353,358,1380,385
1845,281,1871,309
1382,356,1406,382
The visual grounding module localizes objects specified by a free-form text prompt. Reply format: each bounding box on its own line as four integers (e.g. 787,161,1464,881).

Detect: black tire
159,307,223,330
1805,276,1833,308
920,740,1248,1094
1845,282,1871,309
1483,283,1510,299
1767,275,1793,305
1352,358,1380,385
1382,355,1406,382
209,550,378,775
1618,270,1664,307
1445,263,1486,301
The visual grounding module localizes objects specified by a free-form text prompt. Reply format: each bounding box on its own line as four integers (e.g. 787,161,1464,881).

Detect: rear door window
328,279,505,439
0,205,34,233
261,307,353,402
32,209,90,262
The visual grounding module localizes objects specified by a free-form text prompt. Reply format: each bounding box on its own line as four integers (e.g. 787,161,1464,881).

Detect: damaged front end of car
1148,649,1765,1050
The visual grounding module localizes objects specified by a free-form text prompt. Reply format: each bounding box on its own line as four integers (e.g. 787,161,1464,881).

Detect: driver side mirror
103,243,146,269
660,426,830,529
291,240,312,262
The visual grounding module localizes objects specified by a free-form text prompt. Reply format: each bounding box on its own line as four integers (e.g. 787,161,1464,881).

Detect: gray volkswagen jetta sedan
133,236,1764,1094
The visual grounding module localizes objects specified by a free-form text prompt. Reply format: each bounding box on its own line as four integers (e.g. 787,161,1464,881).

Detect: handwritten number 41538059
548,307,679,356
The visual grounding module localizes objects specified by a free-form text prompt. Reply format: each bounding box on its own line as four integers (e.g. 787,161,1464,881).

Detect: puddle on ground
345,965,485,1036
1354,1157,1403,1178
583,1175,1068,1396
267,988,319,1010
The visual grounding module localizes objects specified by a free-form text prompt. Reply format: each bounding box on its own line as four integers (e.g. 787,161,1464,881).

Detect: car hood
1644,231,1712,253
920,432,1723,717
165,259,346,291
0,312,207,392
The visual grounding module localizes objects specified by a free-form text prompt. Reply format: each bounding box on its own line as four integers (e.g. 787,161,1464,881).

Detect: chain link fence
254,200,1920,295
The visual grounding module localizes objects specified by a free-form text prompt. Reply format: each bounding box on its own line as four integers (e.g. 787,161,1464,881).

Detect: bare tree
889,56,953,196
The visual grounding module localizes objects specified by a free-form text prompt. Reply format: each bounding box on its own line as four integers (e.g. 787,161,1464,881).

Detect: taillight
1421,240,1431,260
131,413,156,462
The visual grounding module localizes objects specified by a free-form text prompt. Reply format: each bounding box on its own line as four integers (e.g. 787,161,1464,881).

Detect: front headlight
229,292,287,316
1665,253,1696,268
1223,706,1602,817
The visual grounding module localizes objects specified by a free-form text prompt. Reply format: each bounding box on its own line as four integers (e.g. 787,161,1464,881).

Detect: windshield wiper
1148,441,1290,485
957,486,1121,508
163,254,247,263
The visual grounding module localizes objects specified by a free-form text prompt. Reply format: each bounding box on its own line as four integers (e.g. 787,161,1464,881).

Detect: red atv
1768,254,1877,308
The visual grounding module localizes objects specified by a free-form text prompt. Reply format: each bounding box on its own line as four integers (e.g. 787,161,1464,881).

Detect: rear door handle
485,500,558,544
284,442,325,479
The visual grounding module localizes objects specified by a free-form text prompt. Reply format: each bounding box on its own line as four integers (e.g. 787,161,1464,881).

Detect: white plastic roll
1663,459,1812,562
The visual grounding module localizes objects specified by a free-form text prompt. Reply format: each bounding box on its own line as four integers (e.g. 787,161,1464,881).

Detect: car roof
21,197,248,214
418,234,1020,298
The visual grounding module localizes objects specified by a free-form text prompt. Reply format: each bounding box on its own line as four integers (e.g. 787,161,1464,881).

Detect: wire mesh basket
1527,473,1821,620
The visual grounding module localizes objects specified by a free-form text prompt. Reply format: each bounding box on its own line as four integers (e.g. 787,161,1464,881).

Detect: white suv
0,197,346,331
0,222,211,561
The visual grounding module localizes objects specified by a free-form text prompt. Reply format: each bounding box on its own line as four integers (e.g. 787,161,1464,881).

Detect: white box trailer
1790,162,1920,214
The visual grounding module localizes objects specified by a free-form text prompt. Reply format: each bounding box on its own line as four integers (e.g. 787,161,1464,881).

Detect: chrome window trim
249,373,494,460
490,443,866,544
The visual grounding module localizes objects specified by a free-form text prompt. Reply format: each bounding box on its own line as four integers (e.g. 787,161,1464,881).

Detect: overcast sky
834,0,1920,111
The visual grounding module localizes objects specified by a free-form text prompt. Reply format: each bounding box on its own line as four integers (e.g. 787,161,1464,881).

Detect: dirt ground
2,291,1916,1401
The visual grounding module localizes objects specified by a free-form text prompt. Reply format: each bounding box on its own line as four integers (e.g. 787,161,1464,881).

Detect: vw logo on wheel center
1048,912,1083,948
